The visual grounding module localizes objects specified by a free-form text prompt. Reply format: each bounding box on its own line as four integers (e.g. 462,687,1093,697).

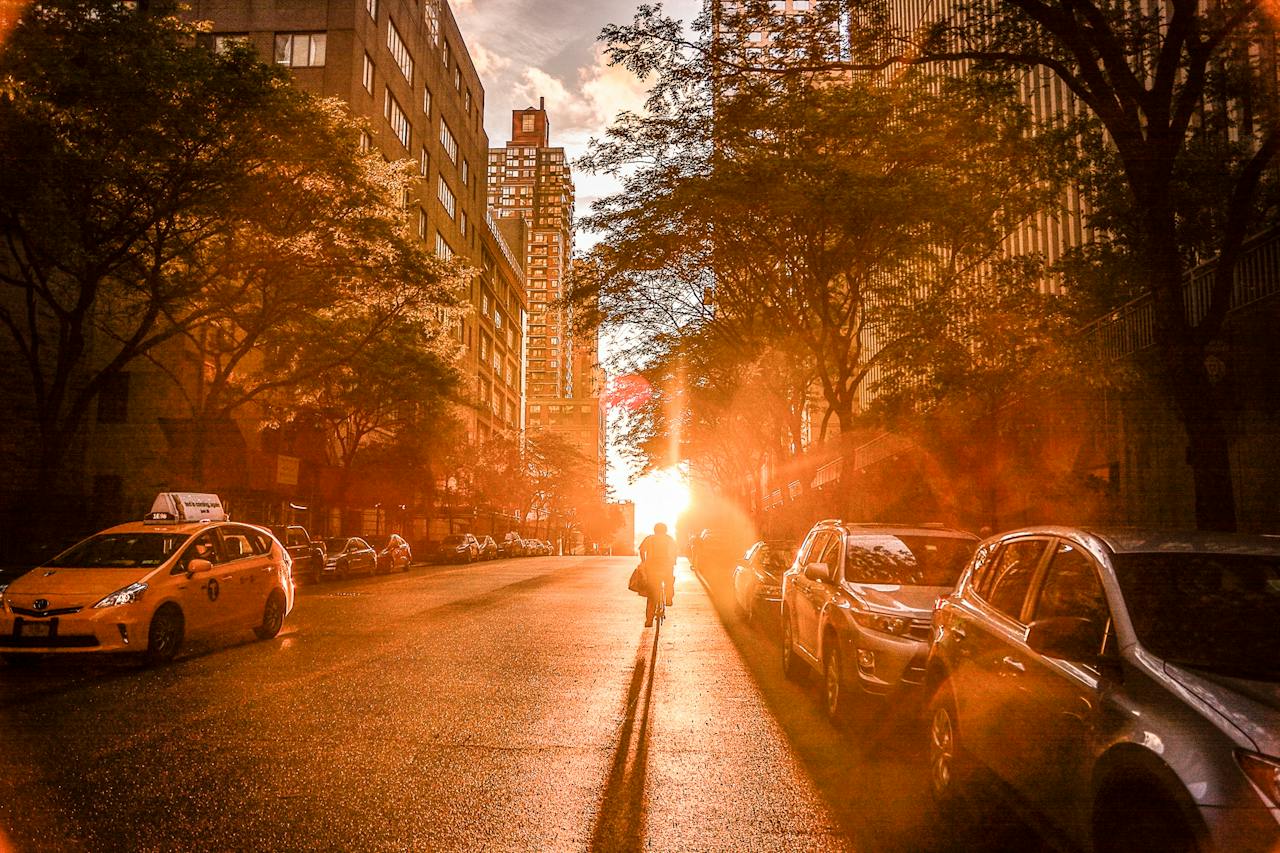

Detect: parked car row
268,525,412,583
728,519,1280,853
425,533,555,564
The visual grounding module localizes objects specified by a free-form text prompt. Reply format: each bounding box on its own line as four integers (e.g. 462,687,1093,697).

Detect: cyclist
638,522,677,627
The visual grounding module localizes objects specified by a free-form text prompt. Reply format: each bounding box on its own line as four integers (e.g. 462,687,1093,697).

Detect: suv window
843,534,975,586
795,530,825,568
1033,542,1109,652
981,539,1049,621
286,528,307,547
814,533,842,576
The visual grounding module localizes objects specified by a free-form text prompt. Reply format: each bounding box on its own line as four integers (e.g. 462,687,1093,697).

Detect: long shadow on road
588,625,661,853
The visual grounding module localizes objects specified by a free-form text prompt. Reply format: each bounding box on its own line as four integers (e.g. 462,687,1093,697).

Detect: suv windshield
844,535,976,586
45,533,187,569
1113,553,1280,681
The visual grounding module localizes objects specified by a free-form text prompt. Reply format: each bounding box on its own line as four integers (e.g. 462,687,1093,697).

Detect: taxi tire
254,590,286,640
144,605,184,666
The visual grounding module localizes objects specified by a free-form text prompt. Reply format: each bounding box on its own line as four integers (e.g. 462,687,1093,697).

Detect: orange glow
624,468,690,547
0,1,31,46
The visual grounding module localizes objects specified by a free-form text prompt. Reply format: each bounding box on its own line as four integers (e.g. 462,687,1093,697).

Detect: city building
488,102,607,485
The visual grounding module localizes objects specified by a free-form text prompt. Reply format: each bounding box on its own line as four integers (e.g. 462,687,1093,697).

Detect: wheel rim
930,705,955,798
826,650,840,715
152,613,178,656
264,595,284,634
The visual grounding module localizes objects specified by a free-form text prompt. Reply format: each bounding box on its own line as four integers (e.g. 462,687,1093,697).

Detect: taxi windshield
1113,552,1280,682
844,535,976,586
44,532,187,569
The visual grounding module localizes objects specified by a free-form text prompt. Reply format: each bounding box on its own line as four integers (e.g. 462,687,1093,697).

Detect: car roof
993,525,1280,556
825,522,978,541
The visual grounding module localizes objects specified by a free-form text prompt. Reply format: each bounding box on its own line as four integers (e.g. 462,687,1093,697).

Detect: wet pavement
0,556,1049,852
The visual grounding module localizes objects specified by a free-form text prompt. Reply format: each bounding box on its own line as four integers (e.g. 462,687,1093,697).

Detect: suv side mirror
1026,616,1103,664
803,561,831,582
187,558,213,576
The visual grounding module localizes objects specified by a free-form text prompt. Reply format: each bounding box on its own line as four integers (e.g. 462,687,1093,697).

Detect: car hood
846,582,951,619
1164,662,1280,755
5,567,154,601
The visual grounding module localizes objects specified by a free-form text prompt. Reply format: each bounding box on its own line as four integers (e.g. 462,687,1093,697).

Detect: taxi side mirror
804,561,831,582
187,558,213,576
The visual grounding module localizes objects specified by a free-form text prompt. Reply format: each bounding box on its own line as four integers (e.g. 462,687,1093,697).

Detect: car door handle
1000,656,1025,674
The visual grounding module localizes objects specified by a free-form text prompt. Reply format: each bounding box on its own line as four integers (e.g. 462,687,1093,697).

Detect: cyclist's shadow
588,628,661,852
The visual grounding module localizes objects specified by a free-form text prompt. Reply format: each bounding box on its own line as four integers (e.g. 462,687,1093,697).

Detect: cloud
470,40,511,78
513,46,649,138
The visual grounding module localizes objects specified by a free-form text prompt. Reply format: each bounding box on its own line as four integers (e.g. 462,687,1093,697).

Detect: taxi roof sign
146,492,226,524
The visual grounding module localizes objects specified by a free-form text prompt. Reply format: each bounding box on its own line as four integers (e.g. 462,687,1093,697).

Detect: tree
603,1,1280,529
578,10,1060,494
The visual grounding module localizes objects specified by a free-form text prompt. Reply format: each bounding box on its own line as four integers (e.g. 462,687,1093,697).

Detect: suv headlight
852,608,911,637
93,582,148,609
1237,750,1280,807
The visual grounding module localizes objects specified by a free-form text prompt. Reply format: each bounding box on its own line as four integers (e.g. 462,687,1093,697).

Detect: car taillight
1236,750,1280,807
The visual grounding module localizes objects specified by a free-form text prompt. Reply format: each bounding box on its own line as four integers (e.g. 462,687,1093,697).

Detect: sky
453,0,701,516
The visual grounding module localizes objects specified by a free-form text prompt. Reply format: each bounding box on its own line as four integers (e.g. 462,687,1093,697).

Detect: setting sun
623,467,691,548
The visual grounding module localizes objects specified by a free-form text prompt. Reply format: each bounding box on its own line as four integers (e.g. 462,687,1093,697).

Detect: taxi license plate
19,622,51,638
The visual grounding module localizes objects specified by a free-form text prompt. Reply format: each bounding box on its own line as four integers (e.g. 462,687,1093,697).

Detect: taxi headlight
93,582,148,609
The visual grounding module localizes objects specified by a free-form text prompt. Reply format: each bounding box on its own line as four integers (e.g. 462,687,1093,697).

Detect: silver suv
927,527,1280,852
780,520,978,724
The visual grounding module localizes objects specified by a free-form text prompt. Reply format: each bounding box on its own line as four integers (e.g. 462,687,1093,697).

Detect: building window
437,176,456,218
426,0,440,46
387,20,412,81
453,66,462,91
464,89,472,114
521,113,535,133
419,147,430,177
213,34,249,54
362,53,374,93
366,0,377,19
459,209,468,239
461,158,470,187
418,208,428,239
359,131,372,152
442,40,451,69
436,232,452,259
423,86,432,115
385,89,410,149
439,120,458,163
275,33,326,67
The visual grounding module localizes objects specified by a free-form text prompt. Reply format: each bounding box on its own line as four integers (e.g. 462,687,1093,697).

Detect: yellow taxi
0,493,295,665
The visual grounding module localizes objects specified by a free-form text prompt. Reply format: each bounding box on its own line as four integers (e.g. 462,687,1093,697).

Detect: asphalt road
0,556,1050,852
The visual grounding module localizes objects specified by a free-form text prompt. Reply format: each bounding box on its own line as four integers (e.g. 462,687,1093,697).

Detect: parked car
732,539,797,624
434,533,480,564
373,533,412,574
268,524,327,584
498,534,524,558
476,535,499,560
322,537,377,579
926,526,1280,853
780,520,978,724
691,528,740,575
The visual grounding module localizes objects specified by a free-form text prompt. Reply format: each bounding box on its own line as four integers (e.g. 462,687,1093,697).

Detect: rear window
45,533,187,569
844,535,976,586
443,535,466,545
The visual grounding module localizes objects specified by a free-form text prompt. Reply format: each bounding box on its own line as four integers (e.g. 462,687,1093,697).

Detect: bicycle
654,580,667,627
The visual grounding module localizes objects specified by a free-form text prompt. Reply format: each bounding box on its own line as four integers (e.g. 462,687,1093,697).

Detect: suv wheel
823,641,855,725
928,686,971,815
781,612,804,681
1094,783,1199,853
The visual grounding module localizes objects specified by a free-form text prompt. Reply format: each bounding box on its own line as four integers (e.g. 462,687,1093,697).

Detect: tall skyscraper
488,102,605,486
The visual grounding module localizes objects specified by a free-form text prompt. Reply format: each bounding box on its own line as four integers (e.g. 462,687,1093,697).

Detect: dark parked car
927,527,1280,853
732,539,797,624
268,524,326,584
476,535,499,560
780,520,978,724
498,534,523,558
373,533,412,573
322,537,377,579
434,533,480,564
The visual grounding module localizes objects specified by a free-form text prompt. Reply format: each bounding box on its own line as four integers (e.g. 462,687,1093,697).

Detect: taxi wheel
144,605,184,666
254,591,286,640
